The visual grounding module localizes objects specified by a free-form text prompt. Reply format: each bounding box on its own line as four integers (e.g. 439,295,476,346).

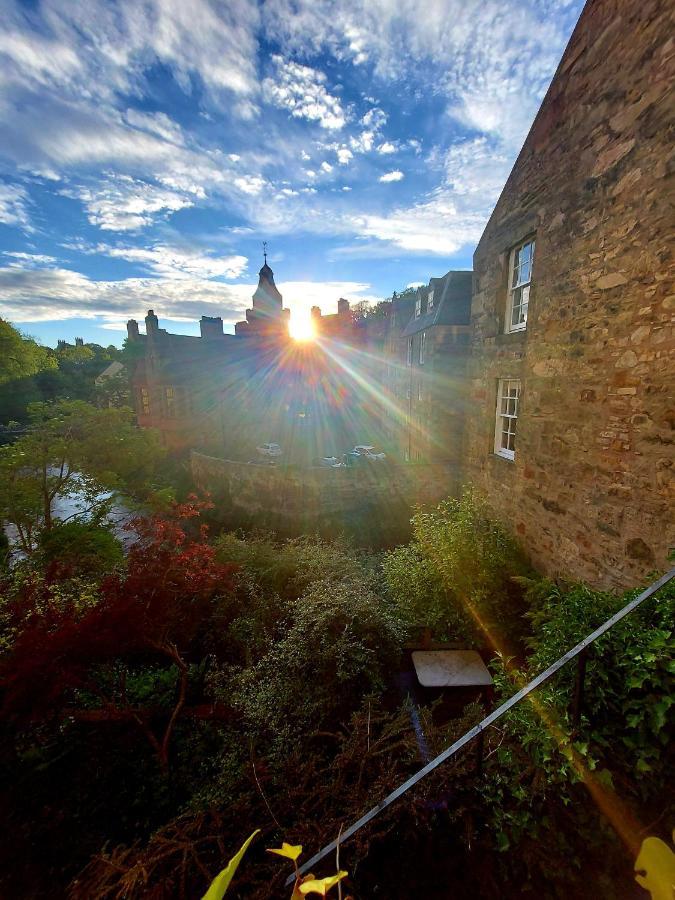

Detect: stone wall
462,0,674,588
191,451,456,537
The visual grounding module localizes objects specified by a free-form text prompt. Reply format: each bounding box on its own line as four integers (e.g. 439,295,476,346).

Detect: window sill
493,331,527,347
493,450,515,462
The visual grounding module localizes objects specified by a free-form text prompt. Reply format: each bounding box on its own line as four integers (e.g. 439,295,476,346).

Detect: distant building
94,360,125,385
234,258,290,337
126,259,391,459
380,273,472,469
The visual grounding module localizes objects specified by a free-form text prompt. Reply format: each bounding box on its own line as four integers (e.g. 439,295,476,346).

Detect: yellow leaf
299,871,348,896
202,829,260,900
267,842,303,861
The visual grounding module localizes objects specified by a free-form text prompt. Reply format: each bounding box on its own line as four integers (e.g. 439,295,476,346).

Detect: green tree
0,400,164,553
0,319,56,385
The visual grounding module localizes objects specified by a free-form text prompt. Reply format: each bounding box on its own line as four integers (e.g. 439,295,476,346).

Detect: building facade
461,0,674,587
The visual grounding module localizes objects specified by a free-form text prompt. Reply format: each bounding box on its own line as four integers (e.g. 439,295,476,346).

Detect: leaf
299,871,348,896
267,842,303,862
202,829,260,900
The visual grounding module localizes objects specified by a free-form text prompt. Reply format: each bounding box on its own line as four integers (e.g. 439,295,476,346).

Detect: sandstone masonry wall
462,0,674,588
191,451,456,532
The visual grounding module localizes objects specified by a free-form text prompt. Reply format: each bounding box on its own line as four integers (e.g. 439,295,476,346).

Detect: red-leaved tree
1,499,237,770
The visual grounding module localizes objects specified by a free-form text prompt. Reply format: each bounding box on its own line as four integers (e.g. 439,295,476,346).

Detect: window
140,387,150,415
415,296,422,318
506,239,535,332
165,386,175,417
419,331,426,365
427,289,434,310
417,382,423,401
494,379,520,460
407,337,413,366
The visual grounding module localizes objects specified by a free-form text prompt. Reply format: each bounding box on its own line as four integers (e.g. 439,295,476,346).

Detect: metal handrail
288,566,675,885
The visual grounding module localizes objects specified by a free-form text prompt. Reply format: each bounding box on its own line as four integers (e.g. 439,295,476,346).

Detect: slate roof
401,270,472,338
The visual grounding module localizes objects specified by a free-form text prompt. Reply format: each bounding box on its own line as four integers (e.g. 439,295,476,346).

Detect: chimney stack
200,316,224,339
126,319,140,341
145,309,159,336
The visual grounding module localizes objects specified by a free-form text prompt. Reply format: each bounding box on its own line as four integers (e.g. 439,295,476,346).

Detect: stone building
400,273,472,465
379,273,472,467
461,0,674,587
127,260,392,459
234,256,290,337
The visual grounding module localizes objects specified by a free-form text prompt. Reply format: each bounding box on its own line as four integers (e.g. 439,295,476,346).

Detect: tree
0,400,164,553
0,319,56,385
0,502,236,770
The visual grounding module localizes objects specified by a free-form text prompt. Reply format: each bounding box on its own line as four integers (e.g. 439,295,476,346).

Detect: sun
289,315,316,342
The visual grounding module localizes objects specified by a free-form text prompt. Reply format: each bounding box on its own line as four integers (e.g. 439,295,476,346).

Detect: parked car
256,442,282,457
352,444,387,461
316,455,344,468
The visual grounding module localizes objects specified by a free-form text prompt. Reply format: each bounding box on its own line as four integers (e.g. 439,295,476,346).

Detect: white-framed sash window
506,239,535,332
495,378,521,460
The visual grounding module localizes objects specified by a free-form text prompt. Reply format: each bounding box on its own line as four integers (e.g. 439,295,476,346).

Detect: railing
288,566,675,885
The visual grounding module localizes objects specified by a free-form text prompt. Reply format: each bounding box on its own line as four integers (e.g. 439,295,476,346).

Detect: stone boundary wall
191,451,456,528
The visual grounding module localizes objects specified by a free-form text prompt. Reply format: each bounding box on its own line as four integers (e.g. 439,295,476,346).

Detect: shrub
384,489,531,647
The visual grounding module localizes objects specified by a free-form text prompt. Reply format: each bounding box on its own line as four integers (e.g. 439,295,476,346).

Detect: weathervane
263,240,268,264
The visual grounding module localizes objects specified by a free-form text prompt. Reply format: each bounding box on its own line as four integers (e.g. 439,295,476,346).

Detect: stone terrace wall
191,451,456,534
462,0,674,588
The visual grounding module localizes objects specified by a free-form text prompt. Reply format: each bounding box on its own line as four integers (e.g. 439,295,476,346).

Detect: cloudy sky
0,0,584,345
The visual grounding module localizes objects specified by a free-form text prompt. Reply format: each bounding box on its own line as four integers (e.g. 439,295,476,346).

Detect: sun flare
289,316,316,342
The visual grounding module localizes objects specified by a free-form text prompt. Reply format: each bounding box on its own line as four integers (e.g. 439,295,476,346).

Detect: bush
37,521,124,578
231,577,404,738
384,489,531,647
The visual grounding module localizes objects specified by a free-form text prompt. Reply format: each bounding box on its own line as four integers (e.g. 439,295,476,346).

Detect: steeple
254,245,283,310
234,243,289,336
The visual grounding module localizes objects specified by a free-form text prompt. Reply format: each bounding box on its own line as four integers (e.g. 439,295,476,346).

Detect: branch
159,642,189,770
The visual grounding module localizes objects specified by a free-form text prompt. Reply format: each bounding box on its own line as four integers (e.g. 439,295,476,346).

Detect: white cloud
0,183,32,230
320,161,333,173
263,0,579,152
1,264,380,334
3,251,56,265
379,170,404,182
124,109,184,144
336,147,353,164
262,56,346,130
377,141,397,154
350,138,508,254
64,175,195,231
95,244,248,279
1,0,261,102
233,174,267,195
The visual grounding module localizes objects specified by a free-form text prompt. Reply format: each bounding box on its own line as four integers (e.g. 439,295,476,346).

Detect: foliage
0,330,125,423
0,399,164,552
0,501,236,769
468,575,674,885
230,576,403,738
384,488,530,647
0,319,56,385
36,521,124,578
203,829,260,899
382,542,473,641
523,577,675,783
351,299,391,323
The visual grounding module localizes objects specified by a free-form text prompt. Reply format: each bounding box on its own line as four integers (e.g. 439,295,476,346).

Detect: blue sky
0,0,584,346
